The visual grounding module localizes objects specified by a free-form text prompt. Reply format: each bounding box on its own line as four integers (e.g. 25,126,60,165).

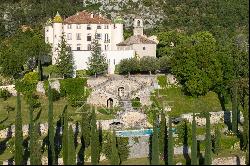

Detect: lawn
0,95,116,129
151,87,231,117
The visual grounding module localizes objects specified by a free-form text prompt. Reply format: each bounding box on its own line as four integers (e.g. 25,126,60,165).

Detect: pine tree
56,35,75,78
111,130,120,165
87,39,108,76
168,116,174,165
68,125,76,165
214,126,221,155
14,92,23,165
204,112,212,165
159,111,166,160
90,109,99,165
191,113,198,165
62,105,69,165
151,115,159,165
48,84,55,164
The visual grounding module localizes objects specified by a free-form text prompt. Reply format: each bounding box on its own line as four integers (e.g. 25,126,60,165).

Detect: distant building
44,11,157,75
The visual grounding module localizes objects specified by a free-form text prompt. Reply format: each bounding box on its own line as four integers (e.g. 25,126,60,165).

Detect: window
76,33,81,40
143,47,146,50
76,24,81,29
104,25,109,29
137,20,140,27
67,33,72,40
67,24,72,29
87,34,91,41
87,44,91,50
77,44,81,51
113,59,116,65
46,37,49,42
68,44,72,51
105,45,108,51
97,25,101,29
104,34,109,42
95,33,101,39
87,24,91,30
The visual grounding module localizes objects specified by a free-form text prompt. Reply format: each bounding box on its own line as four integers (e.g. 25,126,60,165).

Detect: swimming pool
116,128,177,137
116,129,153,137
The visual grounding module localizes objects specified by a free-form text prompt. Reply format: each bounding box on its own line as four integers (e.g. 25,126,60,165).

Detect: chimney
99,13,102,17
90,13,94,18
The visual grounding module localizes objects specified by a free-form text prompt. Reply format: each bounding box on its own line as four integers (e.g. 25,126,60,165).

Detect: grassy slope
151,86,231,117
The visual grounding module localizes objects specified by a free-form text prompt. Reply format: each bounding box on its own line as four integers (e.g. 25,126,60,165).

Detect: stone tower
133,18,143,36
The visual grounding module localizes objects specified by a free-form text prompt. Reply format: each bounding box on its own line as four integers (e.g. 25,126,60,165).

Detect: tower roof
53,11,63,23
64,11,112,24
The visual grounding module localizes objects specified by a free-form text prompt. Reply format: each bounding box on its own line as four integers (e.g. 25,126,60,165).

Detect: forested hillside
0,0,248,43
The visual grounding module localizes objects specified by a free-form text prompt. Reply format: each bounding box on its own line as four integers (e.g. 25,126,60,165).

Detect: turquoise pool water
116,129,153,137
116,128,177,137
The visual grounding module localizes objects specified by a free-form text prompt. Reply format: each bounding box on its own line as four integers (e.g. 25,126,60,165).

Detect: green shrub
0,89,11,100
45,88,60,101
76,70,90,78
131,97,141,109
15,72,39,96
157,75,168,88
60,78,89,107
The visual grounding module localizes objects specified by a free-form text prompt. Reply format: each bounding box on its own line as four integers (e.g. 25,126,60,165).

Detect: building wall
132,44,156,58
73,50,135,74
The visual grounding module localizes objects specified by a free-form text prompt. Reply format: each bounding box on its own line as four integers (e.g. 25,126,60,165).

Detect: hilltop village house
45,11,157,74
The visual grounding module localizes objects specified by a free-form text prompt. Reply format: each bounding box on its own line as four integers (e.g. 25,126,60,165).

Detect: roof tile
117,35,157,46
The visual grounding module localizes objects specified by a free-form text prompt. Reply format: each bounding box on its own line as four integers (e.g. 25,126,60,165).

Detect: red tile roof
117,35,157,46
64,11,112,24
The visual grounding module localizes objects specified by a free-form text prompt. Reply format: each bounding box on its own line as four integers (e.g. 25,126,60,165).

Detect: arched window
107,98,113,108
137,20,140,27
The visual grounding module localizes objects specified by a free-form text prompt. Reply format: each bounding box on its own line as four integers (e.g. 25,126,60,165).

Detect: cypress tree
151,115,159,165
62,105,69,165
204,112,212,165
68,125,76,165
231,85,238,133
14,92,23,165
214,126,221,155
168,116,174,165
29,102,35,165
159,111,166,160
90,108,99,165
111,130,120,165
48,84,55,164
31,123,42,165
191,113,198,165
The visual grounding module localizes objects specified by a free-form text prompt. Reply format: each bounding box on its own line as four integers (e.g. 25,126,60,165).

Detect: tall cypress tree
48,84,55,164
231,85,238,133
111,130,120,165
62,105,69,165
191,113,198,165
159,111,166,160
29,102,35,165
15,92,23,165
68,125,76,165
214,126,221,155
31,123,42,165
168,116,174,165
204,112,212,165
151,115,159,165
90,108,99,165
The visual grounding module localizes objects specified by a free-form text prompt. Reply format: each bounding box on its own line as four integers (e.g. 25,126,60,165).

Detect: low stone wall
0,85,17,96
212,156,245,165
180,111,244,126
